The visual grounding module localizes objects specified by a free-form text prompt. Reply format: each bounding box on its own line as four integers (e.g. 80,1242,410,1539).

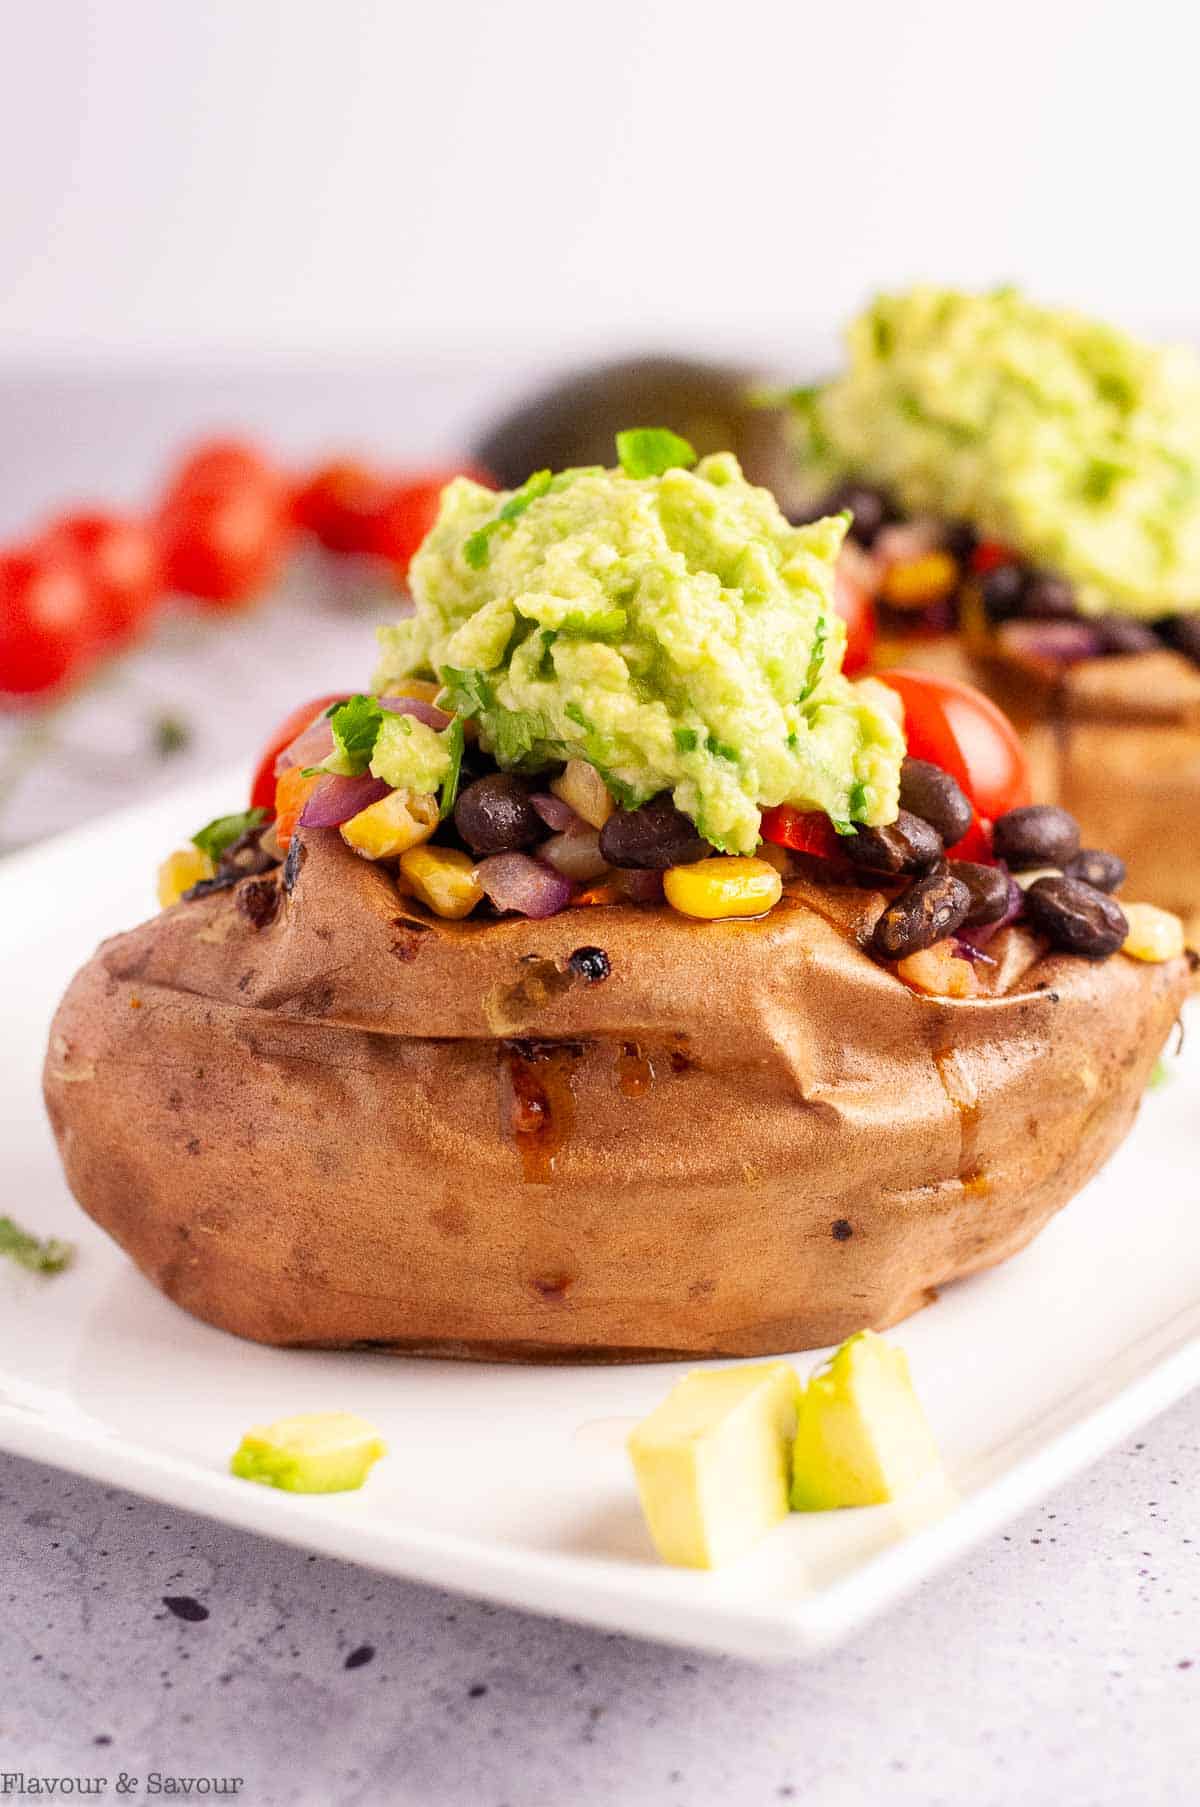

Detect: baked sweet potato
43,830,1190,1360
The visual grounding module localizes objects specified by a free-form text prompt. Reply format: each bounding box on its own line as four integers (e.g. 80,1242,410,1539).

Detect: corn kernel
398,844,484,919
663,857,782,921
340,789,438,859
1121,902,1185,963
896,940,979,997
880,551,959,610
551,758,614,829
157,846,214,909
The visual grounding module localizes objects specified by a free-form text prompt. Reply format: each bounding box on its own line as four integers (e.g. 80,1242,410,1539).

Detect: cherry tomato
0,547,94,698
159,482,291,608
249,693,350,813
368,466,495,575
833,566,876,676
873,668,1031,840
43,511,164,650
759,806,844,860
292,459,392,554
166,437,280,500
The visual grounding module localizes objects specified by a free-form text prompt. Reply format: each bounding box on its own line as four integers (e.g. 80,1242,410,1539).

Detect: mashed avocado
800,287,1200,618
375,444,902,853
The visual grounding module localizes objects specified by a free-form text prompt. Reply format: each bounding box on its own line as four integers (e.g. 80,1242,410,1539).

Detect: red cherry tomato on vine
43,511,164,650
873,668,1031,841
166,437,280,500
249,693,350,813
368,466,495,575
758,806,844,859
833,566,876,676
291,459,392,554
0,547,94,698
159,482,291,607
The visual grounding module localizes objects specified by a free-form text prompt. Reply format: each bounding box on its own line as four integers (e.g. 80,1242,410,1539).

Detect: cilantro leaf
438,716,466,821
796,614,829,705
705,732,738,763
325,694,385,775
0,1216,74,1275
848,780,869,820
439,666,495,720
463,470,553,568
673,727,699,753
615,427,697,479
192,807,269,864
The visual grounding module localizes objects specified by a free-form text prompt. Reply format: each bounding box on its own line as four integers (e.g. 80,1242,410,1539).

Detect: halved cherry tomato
834,566,876,676
249,692,350,813
873,669,1031,854
0,547,94,698
43,511,164,651
368,466,495,575
292,459,392,554
759,806,844,860
274,765,323,850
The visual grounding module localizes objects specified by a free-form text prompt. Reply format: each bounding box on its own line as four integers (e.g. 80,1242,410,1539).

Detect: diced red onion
530,792,578,833
275,712,336,777
379,695,452,731
997,620,1104,666
539,828,610,883
475,852,573,918
617,867,665,905
299,773,391,828
957,875,1023,953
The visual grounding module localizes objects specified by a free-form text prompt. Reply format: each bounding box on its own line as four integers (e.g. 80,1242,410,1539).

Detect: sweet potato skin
43,832,1189,1360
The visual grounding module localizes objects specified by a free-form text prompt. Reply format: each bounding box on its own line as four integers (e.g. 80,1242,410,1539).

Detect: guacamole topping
798,287,1200,619
375,445,903,853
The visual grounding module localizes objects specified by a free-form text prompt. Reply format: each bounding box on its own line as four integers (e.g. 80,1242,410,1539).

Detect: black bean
949,860,1011,927
1023,875,1127,958
1161,613,1200,666
1094,617,1159,656
1020,573,1078,619
842,809,944,877
568,946,610,983
943,520,978,564
992,804,1081,870
815,481,893,548
598,794,709,870
1065,848,1126,893
870,872,972,961
980,563,1028,622
899,758,973,846
454,774,542,855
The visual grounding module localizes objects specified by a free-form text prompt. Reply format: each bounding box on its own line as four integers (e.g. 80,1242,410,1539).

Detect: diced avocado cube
790,1331,942,1511
230,1411,386,1494
627,1362,801,1569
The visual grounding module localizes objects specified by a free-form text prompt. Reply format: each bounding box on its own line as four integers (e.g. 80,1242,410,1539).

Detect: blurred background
0,0,1192,848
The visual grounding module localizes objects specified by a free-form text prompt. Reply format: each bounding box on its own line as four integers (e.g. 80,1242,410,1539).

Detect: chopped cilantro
0,1217,74,1275
192,807,269,864
796,614,828,704
439,666,495,720
615,427,697,479
438,716,466,821
848,781,869,820
673,727,699,753
830,817,856,837
564,701,591,731
705,733,738,762
535,630,558,679
463,470,553,569
324,694,385,775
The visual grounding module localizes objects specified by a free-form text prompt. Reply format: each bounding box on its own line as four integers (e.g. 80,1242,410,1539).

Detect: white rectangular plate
2,771,1197,1661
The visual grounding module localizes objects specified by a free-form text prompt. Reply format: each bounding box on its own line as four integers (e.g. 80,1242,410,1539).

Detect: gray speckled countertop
1,1394,1196,1807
